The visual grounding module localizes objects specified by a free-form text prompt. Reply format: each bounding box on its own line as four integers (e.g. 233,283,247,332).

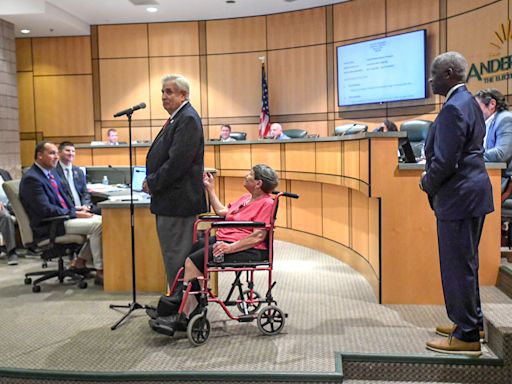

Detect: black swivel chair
283,129,307,139
229,132,247,141
2,180,94,292
400,120,433,159
334,123,368,136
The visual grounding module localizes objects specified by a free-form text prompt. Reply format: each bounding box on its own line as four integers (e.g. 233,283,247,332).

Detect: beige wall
0,19,21,177
15,0,512,165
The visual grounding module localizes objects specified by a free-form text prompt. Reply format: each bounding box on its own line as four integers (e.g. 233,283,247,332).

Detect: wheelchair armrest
197,215,225,221
211,221,266,228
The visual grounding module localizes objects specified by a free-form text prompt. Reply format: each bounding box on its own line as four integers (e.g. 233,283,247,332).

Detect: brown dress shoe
426,335,482,357
436,324,485,340
94,269,104,286
69,257,87,270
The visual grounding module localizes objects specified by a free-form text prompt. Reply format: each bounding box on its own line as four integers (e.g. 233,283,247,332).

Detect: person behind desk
20,141,104,286
148,164,279,335
474,88,512,193
373,119,398,132
0,168,18,265
219,124,236,142
420,52,493,356
269,123,290,140
106,128,126,145
53,141,100,215
144,74,207,288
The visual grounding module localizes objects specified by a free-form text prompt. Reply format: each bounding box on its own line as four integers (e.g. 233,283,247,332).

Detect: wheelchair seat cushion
189,240,268,272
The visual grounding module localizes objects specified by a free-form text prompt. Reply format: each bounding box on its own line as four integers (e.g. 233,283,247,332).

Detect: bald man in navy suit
420,52,494,356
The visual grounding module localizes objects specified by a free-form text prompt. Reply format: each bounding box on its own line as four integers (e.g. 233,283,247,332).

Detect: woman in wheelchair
148,164,279,336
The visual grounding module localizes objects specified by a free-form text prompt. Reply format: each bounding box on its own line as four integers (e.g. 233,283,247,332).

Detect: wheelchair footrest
238,314,255,323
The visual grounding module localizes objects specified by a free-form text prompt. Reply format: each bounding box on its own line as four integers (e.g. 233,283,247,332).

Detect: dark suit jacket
422,85,494,220
20,165,76,242
483,110,512,191
146,102,207,216
53,163,93,207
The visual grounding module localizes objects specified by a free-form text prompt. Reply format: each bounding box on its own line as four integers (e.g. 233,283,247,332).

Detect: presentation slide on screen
337,30,426,106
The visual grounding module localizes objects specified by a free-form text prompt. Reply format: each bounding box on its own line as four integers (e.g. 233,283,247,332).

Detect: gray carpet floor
0,240,510,374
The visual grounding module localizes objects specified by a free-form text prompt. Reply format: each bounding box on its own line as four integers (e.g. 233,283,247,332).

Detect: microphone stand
109,111,145,330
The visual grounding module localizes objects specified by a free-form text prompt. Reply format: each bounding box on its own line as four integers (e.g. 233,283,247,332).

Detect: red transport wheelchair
167,190,299,346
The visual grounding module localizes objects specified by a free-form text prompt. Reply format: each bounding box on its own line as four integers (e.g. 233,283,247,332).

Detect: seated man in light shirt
107,128,120,145
0,168,18,265
219,124,236,142
269,123,290,140
475,88,512,193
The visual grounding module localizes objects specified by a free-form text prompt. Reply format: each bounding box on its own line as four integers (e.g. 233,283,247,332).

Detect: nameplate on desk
108,194,143,202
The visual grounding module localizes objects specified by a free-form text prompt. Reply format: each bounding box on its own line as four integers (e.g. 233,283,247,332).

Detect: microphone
108,165,128,187
113,102,146,118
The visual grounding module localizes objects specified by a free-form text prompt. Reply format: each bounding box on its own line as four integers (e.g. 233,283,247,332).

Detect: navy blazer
422,85,494,220
53,163,92,207
20,165,76,242
146,102,207,217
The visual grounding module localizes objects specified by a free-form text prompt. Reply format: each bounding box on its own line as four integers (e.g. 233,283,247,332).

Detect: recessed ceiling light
226,0,235,3
146,7,158,12
20,29,30,34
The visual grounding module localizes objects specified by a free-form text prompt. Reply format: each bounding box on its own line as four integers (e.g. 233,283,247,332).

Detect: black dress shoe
145,306,158,320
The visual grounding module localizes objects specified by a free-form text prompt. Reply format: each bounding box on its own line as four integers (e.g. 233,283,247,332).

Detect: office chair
400,120,433,159
229,132,247,141
2,180,93,292
283,129,307,139
334,123,368,136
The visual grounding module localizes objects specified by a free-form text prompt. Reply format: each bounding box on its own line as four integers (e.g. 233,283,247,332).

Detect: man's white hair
161,74,190,98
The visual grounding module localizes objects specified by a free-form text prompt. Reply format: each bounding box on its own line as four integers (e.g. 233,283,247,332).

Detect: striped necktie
48,173,68,209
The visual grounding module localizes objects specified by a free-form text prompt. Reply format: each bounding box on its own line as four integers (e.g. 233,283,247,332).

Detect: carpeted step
497,263,512,299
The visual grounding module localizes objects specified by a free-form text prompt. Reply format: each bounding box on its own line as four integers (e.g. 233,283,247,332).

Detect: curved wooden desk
78,135,503,304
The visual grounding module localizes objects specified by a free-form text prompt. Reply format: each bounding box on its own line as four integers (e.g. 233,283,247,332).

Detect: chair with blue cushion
283,129,307,139
400,120,433,159
334,123,368,136
229,132,247,141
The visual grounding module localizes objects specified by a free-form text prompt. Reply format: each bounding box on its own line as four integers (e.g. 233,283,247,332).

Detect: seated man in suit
53,141,100,215
269,123,290,140
475,88,512,193
20,141,104,285
107,128,119,145
0,168,18,265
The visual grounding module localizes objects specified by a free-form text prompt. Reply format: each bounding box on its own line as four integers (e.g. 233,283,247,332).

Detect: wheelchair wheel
236,289,262,315
257,305,285,336
187,312,210,346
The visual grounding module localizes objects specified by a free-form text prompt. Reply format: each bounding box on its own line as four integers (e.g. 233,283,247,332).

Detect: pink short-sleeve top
216,192,274,250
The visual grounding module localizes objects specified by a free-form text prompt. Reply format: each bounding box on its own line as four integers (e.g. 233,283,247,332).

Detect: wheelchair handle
272,191,299,199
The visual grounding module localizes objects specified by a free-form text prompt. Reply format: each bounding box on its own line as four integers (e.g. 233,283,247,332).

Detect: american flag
258,64,270,138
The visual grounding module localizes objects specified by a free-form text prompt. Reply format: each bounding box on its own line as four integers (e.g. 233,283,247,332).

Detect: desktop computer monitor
131,166,146,191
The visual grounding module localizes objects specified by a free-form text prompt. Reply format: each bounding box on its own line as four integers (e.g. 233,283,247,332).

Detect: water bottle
102,175,109,185
213,252,224,263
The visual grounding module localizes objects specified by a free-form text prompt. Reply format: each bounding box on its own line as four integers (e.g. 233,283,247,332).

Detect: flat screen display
337,30,426,106
131,166,146,192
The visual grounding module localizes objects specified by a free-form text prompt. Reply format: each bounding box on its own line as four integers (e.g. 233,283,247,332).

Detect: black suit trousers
436,216,485,342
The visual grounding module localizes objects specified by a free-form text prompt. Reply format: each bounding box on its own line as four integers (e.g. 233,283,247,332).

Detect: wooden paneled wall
15,0,511,165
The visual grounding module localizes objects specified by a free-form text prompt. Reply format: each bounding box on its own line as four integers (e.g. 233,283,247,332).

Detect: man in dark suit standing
20,141,104,285
144,74,207,287
53,141,99,215
420,52,494,356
